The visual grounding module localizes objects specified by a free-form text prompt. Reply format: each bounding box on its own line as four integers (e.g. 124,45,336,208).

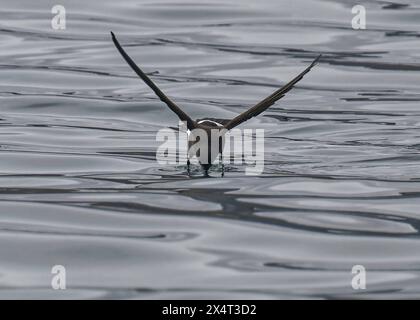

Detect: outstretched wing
224,55,321,130
111,32,196,129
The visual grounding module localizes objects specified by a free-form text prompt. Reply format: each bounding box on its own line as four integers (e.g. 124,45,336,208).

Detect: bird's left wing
224,55,321,130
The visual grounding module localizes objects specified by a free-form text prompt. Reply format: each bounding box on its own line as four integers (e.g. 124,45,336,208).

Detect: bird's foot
187,159,191,176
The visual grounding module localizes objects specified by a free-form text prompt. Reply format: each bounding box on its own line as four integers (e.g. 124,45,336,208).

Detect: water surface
1,0,420,299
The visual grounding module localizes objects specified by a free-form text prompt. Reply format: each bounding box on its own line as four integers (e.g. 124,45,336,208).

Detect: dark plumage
111,32,320,176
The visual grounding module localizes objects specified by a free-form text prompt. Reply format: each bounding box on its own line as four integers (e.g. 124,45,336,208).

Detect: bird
111,32,320,176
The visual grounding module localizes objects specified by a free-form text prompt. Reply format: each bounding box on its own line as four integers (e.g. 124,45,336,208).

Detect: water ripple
1,0,420,299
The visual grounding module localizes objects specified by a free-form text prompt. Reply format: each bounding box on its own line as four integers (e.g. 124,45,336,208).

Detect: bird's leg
186,149,191,177
220,153,224,177
218,136,224,177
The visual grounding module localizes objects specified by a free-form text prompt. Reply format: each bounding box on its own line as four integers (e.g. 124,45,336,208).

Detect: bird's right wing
111,32,196,129
224,55,321,130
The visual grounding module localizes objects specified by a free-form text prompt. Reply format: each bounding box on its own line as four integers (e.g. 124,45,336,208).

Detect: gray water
1,0,420,299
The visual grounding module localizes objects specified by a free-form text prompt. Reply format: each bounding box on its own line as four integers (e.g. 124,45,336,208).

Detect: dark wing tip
304,54,321,73
312,54,322,66
223,53,322,130
111,32,118,46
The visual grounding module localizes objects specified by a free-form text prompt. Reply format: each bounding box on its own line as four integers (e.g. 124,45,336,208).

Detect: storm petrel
111,32,320,176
